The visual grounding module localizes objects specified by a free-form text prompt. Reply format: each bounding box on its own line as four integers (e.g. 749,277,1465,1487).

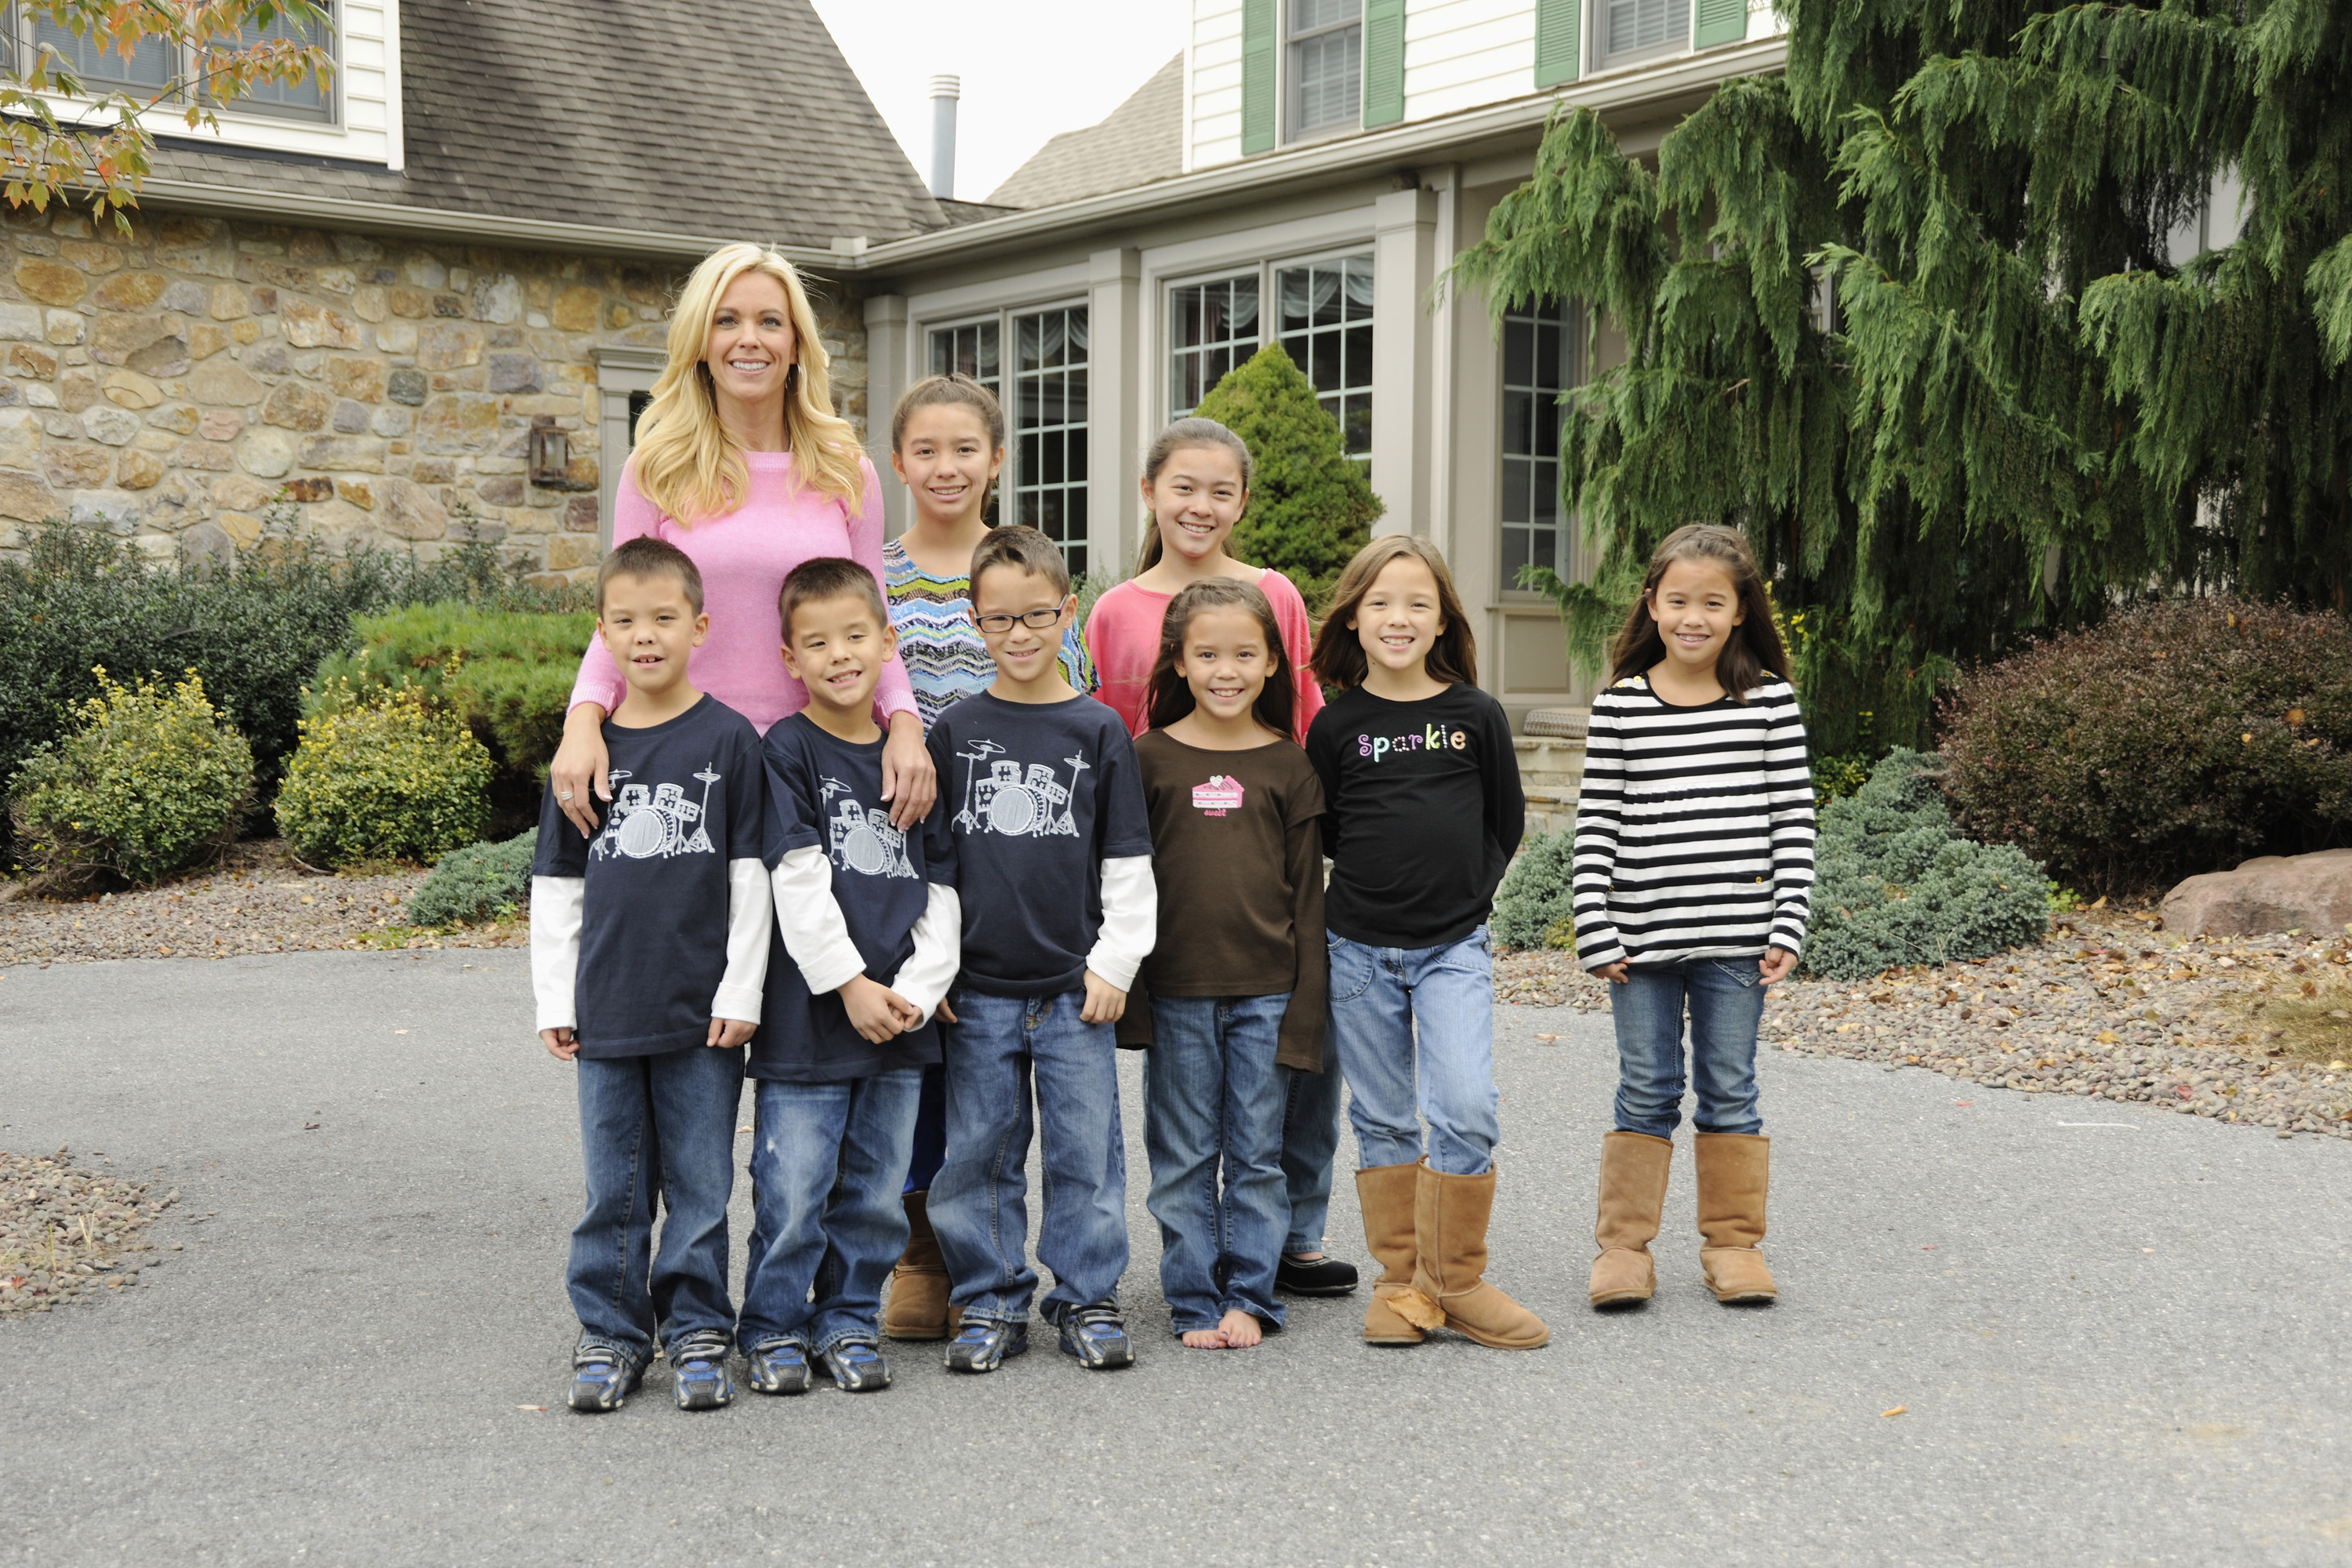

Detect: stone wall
0,207,869,584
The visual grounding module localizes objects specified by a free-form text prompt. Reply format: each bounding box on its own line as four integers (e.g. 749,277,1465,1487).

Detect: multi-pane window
1011,307,1091,575
20,5,340,120
1290,0,1360,137
927,320,1003,402
205,3,334,122
1276,255,1374,460
1500,299,1577,587
31,16,174,92
1170,276,1260,418
1605,0,1690,58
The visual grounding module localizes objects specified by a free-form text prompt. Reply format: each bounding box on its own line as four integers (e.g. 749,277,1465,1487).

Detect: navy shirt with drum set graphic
530,694,768,1058
753,713,955,1081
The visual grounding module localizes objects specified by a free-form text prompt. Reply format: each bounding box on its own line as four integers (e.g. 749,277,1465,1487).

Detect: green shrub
275,681,494,866
407,829,539,926
7,667,256,891
1810,753,1873,810
1492,829,1578,950
1802,749,2049,981
1940,597,2352,896
1188,343,1384,612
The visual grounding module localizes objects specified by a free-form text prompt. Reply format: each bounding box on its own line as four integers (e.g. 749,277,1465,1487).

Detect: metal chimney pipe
927,74,960,200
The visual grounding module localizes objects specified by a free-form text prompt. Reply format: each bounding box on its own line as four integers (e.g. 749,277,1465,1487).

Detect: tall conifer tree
1450,0,2350,755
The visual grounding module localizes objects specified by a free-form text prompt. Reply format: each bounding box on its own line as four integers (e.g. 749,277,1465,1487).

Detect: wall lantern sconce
528,416,590,489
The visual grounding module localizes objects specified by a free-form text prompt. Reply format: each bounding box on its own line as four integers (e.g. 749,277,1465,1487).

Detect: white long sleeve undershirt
1085,854,1157,993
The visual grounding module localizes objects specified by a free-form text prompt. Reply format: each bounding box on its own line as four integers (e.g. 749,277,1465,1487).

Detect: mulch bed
0,1149,183,1316
1496,911,2352,1141
0,838,522,969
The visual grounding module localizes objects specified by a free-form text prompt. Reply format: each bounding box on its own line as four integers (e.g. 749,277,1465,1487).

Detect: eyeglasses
973,606,1066,634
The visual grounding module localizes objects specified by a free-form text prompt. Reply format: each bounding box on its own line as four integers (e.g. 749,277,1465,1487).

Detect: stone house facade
0,0,947,583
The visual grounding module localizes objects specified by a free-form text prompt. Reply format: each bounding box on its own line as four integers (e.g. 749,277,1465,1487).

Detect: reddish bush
1938,598,2352,896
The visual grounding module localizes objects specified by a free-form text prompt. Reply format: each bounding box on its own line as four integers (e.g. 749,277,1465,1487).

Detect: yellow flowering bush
8,667,256,891
275,679,492,866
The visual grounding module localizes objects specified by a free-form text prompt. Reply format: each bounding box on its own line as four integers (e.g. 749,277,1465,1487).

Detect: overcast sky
807,0,1188,204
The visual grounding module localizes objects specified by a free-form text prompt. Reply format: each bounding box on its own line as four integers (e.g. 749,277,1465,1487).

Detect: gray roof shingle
147,0,945,248
985,53,1181,210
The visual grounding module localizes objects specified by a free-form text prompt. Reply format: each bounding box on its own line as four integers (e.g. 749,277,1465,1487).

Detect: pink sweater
567,452,916,733
1085,568,1325,742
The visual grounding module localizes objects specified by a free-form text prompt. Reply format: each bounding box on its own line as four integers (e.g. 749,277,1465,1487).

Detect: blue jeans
1326,927,1500,1177
1144,994,1290,1334
1279,1055,1345,1254
1611,959,1768,1138
930,989,1128,1325
739,1069,924,1353
566,1045,745,1359
903,1062,948,1195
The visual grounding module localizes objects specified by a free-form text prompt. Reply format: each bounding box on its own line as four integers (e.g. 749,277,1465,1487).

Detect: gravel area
1495,913,2352,1141
0,838,522,968
0,1148,183,1316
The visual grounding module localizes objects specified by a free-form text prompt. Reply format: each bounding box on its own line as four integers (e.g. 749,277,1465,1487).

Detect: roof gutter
855,34,1790,271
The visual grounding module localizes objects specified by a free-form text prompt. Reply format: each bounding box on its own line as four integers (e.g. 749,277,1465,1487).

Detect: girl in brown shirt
1128,578,1328,1349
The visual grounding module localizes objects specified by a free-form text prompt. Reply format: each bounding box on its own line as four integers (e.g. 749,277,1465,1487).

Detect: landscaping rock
2162,849,2352,938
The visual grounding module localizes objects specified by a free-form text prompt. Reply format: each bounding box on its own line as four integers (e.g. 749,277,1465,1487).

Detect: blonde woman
550,244,935,833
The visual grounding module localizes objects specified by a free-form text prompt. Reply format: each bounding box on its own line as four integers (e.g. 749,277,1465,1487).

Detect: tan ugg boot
1694,1133,1777,1304
881,1190,952,1340
1356,1162,1441,1345
1589,1131,1672,1307
1410,1161,1549,1350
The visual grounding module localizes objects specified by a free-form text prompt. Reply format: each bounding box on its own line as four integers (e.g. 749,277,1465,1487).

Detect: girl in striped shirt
1573,524,1815,1312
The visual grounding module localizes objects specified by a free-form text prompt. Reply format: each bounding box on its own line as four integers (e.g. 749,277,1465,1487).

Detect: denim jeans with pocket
1610,957,1768,1138
567,1044,745,1359
1326,927,1501,1178
738,1068,924,1354
1144,993,1290,1334
929,988,1127,1325
1279,1054,1345,1254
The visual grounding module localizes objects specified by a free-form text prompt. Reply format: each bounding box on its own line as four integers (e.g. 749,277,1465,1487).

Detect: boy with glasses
924,526,1157,1373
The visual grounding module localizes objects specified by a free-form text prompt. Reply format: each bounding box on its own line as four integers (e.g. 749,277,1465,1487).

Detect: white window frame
1167,270,1262,419
1157,244,1375,455
1497,297,1581,597
1591,0,1692,74
920,299,1094,574
6,1,344,129
1286,0,1361,145
1269,248,1375,463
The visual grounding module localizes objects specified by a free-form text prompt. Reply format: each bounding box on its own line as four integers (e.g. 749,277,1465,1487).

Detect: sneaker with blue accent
668,1329,735,1411
1055,1302,1134,1370
942,1318,1028,1374
568,1341,644,1414
820,1339,892,1392
744,1338,810,1396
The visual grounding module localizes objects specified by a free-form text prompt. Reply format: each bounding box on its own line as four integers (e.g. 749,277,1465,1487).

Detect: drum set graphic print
821,777,916,880
952,740,1089,839
590,766,720,861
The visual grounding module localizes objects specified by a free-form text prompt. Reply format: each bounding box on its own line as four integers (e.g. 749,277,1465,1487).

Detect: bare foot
1217,1309,1263,1348
1181,1327,1231,1349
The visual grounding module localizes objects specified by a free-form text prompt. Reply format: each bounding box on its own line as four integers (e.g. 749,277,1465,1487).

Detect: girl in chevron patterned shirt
873,372,1095,1341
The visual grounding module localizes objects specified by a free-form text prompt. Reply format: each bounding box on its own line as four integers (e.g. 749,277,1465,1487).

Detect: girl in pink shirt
1083,419,1324,745
549,244,934,839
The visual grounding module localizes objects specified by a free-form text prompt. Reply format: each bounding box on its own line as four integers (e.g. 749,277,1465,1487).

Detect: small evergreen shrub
1189,343,1385,611
1803,749,2049,981
1940,597,2352,895
275,680,493,866
407,829,539,927
7,668,256,891
1492,829,1578,949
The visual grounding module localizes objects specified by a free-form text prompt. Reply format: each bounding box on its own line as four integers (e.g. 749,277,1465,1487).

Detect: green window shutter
1242,0,1276,154
1693,0,1747,49
1363,0,1406,128
1534,0,1579,88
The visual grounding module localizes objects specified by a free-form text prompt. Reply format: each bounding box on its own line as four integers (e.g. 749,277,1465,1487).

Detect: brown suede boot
881,1190,952,1340
1589,1131,1672,1307
1694,1132,1777,1304
1356,1162,1441,1345
1410,1161,1549,1349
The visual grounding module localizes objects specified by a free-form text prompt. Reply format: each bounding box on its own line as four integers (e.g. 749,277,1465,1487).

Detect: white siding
1189,0,1247,171
1751,0,1789,35
129,0,401,167
1403,0,1537,124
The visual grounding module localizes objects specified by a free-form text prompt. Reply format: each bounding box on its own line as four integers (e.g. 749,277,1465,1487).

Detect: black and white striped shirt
1572,674,1816,969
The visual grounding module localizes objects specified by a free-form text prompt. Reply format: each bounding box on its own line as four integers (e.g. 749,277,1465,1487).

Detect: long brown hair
891,373,1006,520
1145,577,1294,739
1309,535,1479,689
1134,417,1254,573
1609,524,1789,700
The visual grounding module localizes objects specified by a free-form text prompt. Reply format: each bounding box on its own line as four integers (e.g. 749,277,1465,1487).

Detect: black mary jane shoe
1276,1253,1361,1297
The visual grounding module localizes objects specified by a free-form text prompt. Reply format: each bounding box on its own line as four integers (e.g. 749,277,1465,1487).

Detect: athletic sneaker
668,1329,735,1411
1055,1302,1135,1370
820,1339,891,1393
568,1341,644,1414
744,1338,811,1396
942,1319,1029,1374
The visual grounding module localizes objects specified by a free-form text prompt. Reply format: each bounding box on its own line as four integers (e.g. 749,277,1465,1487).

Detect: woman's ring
559,790,574,801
